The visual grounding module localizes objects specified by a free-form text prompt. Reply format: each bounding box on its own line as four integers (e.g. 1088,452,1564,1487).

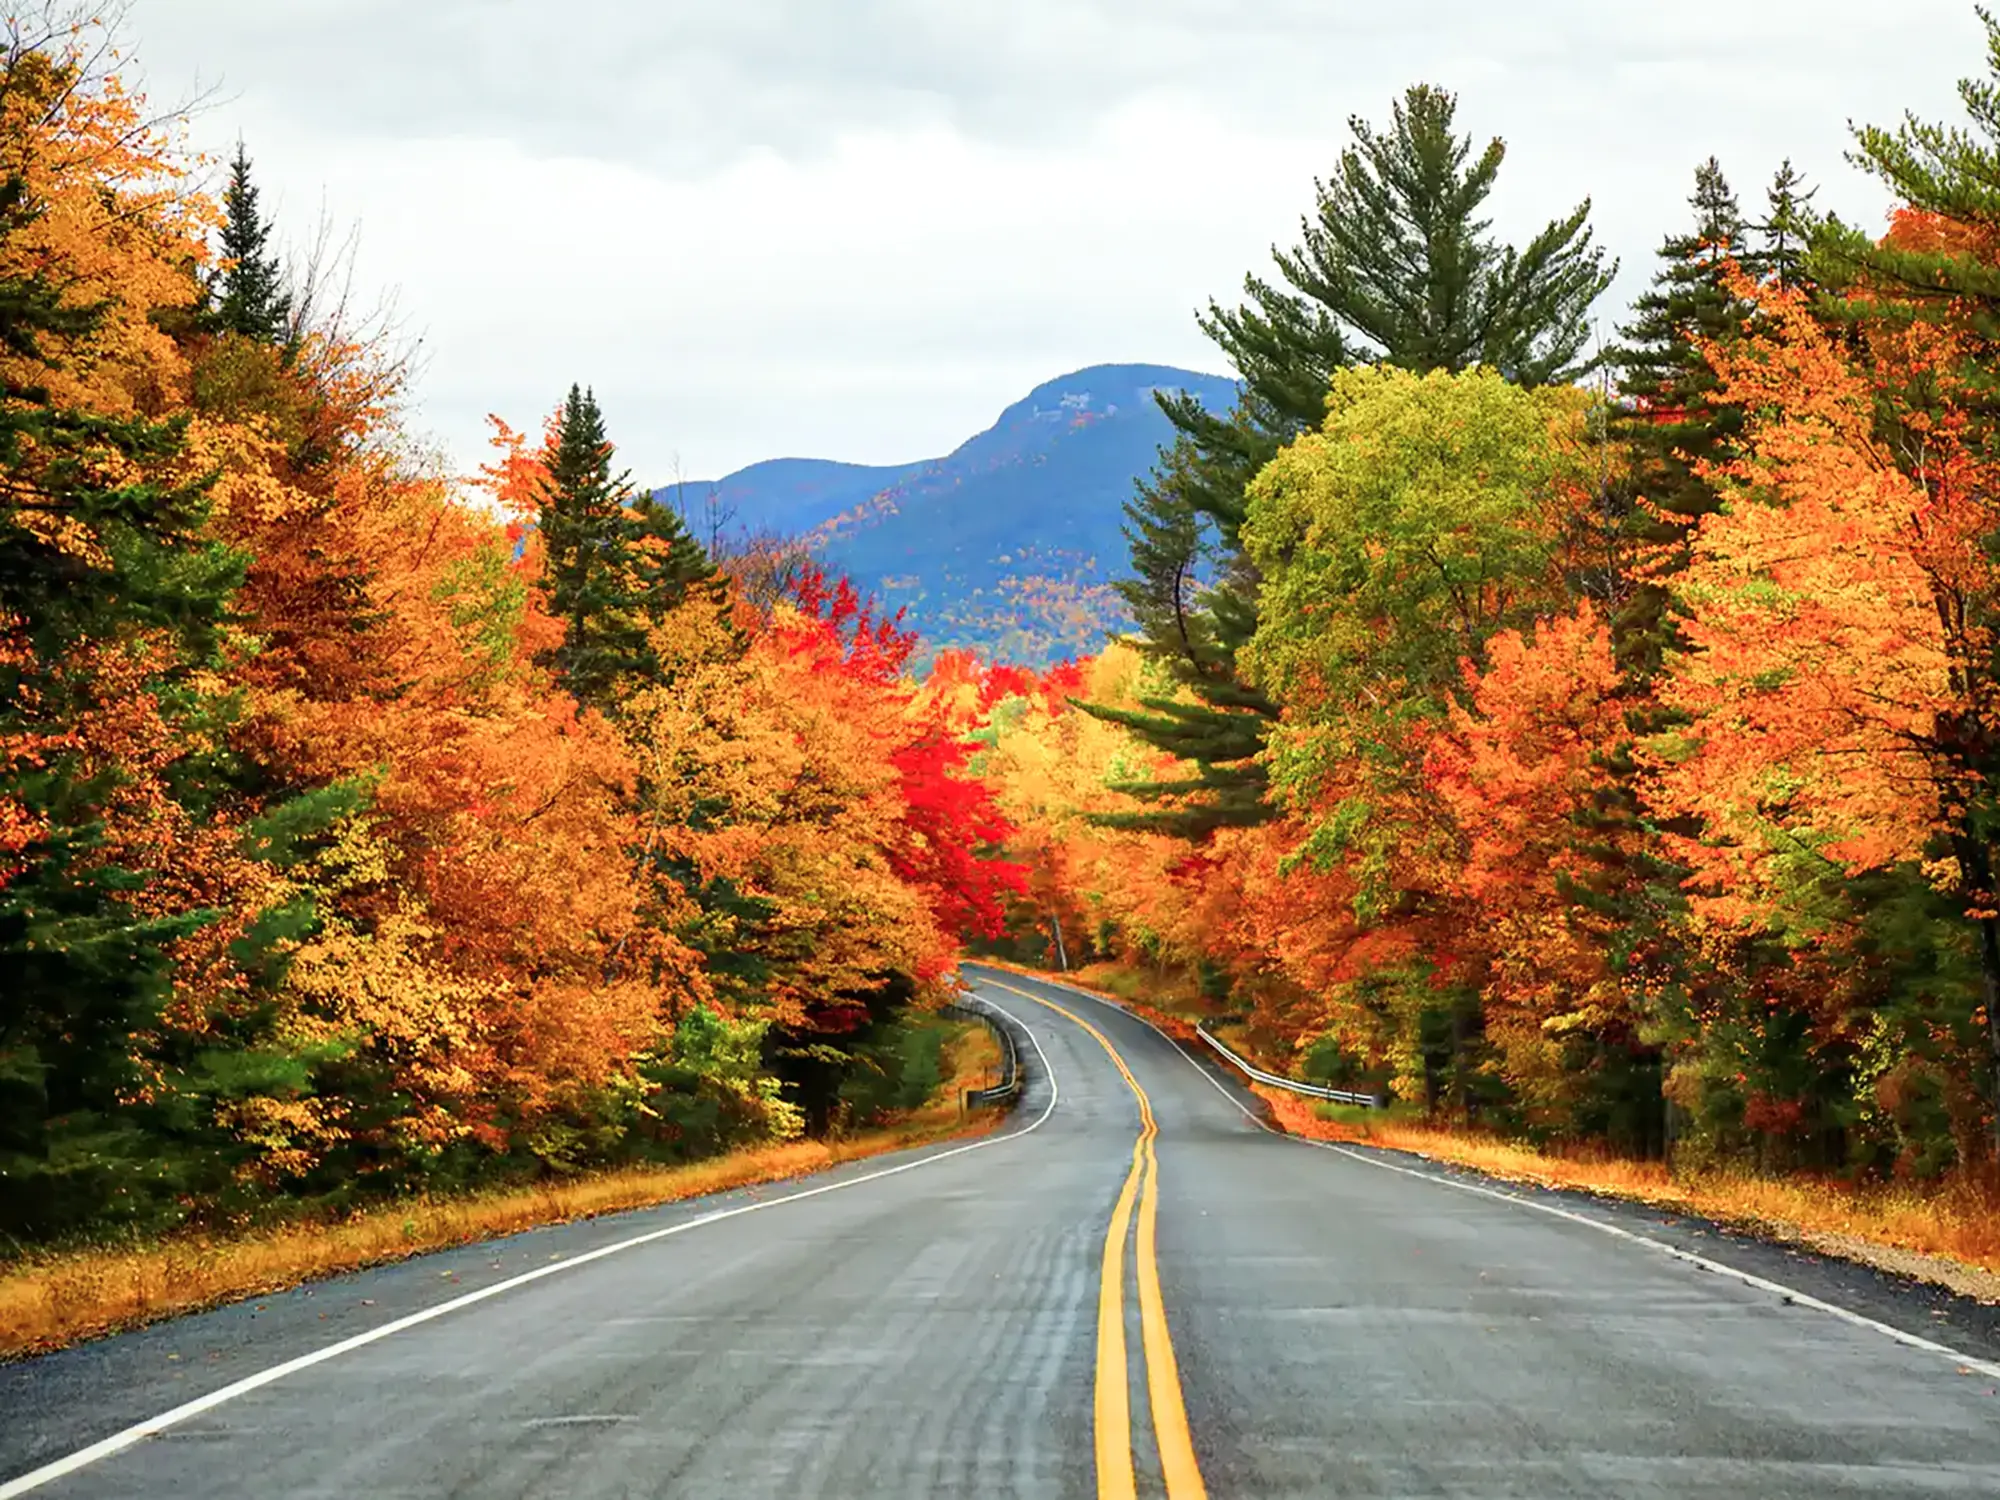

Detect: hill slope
663,363,1238,663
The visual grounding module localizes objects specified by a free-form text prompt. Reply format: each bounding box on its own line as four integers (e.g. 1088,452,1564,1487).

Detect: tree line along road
3,963,1998,1498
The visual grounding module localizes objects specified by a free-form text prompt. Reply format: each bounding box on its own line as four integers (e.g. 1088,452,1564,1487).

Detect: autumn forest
10,6,2000,1256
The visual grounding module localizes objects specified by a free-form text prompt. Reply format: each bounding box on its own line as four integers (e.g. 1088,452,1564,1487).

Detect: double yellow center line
980,979,1207,1500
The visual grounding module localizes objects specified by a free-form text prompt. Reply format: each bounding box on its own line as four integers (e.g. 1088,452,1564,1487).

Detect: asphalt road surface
5,963,2000,1498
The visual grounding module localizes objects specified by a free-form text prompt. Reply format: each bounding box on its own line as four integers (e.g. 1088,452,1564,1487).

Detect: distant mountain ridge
657,363,1239,664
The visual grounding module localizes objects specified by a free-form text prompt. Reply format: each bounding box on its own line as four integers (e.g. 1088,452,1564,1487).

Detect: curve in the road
10,967,2000,1498
988,963,2000,1388
979,976,1208,1500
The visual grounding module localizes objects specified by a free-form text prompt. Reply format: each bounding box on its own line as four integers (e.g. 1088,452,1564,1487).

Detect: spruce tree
628,489,724,629
535,390,725,706
537,385,650,708
1087,84,1613,838
0,169,241,665
1607,158,1754,675
1754,159,1820,291
0,170,250,1233
210,141,291,344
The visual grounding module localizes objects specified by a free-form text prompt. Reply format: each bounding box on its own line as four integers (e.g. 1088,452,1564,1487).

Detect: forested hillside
670,364,1239,665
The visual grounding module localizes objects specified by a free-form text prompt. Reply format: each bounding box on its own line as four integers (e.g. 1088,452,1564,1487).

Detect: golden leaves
1657,276,1964,924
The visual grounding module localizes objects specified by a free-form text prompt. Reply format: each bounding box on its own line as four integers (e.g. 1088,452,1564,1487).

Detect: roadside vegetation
1271,1094,2000,1296
0,1017,1005,1357
13,0,2000,1342
1,8,1025,1269
964,17,2000,1283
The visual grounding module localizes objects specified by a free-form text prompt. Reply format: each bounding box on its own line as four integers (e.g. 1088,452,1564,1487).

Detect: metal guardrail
941,1000,1021,1111
1195,1024,1386,1109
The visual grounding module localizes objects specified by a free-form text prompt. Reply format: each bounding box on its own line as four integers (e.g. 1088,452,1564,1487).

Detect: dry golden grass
942,1016,1004,1094
1258,1088,2000,1294
0,1020,1009,1360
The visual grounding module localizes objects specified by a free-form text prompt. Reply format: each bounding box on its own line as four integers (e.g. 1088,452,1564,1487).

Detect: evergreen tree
1083,421,1277,835
1586,162,1817,1153
537,385,649,708
1086,84,1614,838
1818,8,2000,420
0,170,251,1232
536,391,723,707
1754,158,1820,291
1814,7,2000,1142
629,489,725,631
0,171,242,669
209,141,291,344
1608,158,1754,675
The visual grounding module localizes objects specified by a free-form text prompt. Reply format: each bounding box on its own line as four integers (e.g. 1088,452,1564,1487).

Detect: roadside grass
951,1012,1004,1085
901,1016,1005,1126
1265,1089,2000,1294
0,1019,1007,1360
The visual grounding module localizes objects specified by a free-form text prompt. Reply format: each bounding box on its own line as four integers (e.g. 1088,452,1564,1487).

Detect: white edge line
0,1001,1060,1499
962,964,2000,1384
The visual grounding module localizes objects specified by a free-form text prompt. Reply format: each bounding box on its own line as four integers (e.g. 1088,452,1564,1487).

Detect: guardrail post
948,995,1023,1113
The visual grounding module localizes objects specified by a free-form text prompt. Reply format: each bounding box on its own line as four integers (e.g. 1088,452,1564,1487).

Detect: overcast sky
125,0,1983,484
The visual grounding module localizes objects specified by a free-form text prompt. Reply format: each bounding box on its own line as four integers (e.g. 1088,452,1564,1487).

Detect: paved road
4,965,1999,1498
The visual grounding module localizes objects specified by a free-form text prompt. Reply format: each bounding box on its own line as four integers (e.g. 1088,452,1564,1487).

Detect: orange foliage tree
0,16,1028,1240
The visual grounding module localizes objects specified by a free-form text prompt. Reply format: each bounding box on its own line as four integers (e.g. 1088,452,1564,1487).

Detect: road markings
0,1001,1061,1500
1097,1129,1145,1500
974,964,2000,1387
976,977,1208,1500
1136,1121,1207,1500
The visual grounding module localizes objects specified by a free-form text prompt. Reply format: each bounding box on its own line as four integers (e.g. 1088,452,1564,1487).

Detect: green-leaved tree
1086,84,1613,838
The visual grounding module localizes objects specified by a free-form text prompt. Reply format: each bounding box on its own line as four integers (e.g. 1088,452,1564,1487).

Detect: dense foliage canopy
13,7,2000,1248
0,19,1023,1240
973,18,2000,1185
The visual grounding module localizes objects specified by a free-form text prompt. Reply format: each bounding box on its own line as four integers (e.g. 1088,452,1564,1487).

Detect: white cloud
123,0,1984,481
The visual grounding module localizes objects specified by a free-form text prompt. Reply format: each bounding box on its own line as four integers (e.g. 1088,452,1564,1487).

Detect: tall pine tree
1087,84,1613,837
538,385,647,707
536,388,719,708
1607,157,1825,676
208,141,291,344
1608,158,1754,675
1755,158,1820,292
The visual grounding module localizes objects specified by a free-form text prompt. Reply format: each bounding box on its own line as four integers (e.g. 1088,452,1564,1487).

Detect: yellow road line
1097,1132,1144,1500
1137,1125,1207,1497
977,977,1208,1500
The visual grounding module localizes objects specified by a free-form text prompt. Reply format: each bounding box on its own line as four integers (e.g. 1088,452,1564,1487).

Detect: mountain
660,363,1239,664
656,456,930,541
